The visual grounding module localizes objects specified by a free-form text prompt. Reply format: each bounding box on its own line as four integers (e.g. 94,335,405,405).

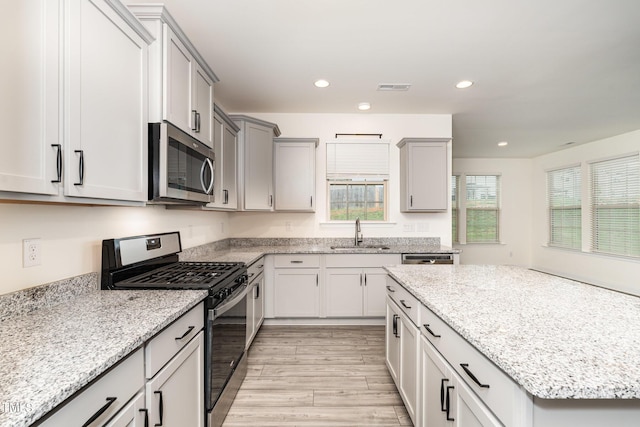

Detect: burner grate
122,262,243,287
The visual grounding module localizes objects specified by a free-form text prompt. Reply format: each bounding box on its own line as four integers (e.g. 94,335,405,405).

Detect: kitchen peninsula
385,264,640,426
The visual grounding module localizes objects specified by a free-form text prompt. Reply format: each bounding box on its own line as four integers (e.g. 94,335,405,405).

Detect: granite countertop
384,264,640,400
0,288,207,426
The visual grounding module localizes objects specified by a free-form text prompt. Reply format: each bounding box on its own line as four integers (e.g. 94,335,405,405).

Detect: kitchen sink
330,245,391,250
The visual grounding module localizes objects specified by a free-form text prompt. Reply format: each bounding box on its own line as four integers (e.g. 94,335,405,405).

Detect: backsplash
228,237,442,248
0,273,97,322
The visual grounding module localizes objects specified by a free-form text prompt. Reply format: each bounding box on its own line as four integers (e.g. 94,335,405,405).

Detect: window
465,175,500,243
326,139,389,221
329,182,387,221
547,166,582,249
452,175,459,243
590,154,640,257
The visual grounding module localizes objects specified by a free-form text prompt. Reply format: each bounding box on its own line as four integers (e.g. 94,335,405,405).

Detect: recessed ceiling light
358,102,371,111
456,80,474,89
314,79,329,88
497,141,508,147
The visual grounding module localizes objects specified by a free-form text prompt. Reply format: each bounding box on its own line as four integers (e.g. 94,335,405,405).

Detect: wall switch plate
23,238,41,267
403,224,415,232
417,223,430,232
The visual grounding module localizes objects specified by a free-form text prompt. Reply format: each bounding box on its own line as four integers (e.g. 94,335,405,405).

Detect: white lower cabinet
325,268,388,317
247,259,265,348
421,336,501,427
145,331,205,427
104,391,147,427
40,349,144,426
273,269,320,317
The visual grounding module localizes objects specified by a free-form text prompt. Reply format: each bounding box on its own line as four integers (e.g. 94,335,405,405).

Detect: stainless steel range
101,231,248,427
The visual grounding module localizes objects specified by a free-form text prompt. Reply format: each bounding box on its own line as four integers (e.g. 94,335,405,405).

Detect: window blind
590,154,640,257
326,140,389,180
547,166,582,249
452,175,459,243
466,175,500,243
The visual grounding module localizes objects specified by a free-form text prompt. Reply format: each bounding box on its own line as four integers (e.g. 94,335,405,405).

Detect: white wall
531,129,640,295
230,113,454,243
0,203,230,295
452,158,533,266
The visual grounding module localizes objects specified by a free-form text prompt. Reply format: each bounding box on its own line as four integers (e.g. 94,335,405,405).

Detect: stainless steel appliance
401,253,454,264
148,122,215,204
101,231,247,427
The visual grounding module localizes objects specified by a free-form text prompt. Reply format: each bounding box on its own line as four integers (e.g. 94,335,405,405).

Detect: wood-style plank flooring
222,325,412,426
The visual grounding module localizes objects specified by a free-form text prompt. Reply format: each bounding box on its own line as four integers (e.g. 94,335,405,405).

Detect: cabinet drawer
325,254,400,268
248,257,265,282
145,302,204,378
273,254,321,268
386,277,419,326
420,304,522,426
41,349,144,427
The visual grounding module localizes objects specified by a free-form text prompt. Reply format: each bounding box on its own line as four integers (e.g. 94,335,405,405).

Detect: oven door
150,122,215,204
206,283,248,412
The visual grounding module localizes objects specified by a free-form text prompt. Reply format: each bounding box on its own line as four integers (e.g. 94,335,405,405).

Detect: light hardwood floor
222,325,412,427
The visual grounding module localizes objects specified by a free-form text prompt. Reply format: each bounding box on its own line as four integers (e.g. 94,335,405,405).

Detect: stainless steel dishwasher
401,253,455,264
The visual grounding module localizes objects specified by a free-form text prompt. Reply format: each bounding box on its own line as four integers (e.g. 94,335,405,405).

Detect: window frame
453,173,502,245
326,180,389,222
547,165,582,250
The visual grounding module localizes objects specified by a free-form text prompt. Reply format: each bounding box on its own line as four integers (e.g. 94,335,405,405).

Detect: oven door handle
212,284,249,318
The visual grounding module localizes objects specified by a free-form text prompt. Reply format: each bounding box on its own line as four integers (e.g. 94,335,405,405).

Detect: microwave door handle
200,158,213,195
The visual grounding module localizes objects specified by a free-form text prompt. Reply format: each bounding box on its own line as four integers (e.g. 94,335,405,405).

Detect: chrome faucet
355,217,363,246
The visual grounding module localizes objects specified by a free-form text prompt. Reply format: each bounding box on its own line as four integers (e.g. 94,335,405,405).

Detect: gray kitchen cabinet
272,255,320,317
40,349,145,426
0,0,60,196
274,138,318,212
325,254,400,318
246,258,265,348
129,5,217,148
206,104,239,210
231,115,281,211
398,138,449,212
104,391,146,427
1,0,153,204
386,277,420,425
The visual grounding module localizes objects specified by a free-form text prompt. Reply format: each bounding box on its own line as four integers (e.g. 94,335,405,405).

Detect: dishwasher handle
401,254,454,265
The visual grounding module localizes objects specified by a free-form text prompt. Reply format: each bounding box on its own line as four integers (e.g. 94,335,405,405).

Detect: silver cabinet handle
192,110,198,131
223,189,229,204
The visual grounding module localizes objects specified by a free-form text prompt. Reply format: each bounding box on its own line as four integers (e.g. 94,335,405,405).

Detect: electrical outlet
285,221,292,232
403,224,415,232
23,238,41,267
417,223,430,232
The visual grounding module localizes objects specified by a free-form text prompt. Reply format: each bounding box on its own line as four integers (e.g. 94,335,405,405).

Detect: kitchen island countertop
0,288,207,427
384,264,640,400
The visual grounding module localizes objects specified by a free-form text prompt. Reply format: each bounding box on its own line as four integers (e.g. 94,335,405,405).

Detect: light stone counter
0,287,207,427
384,264,640,399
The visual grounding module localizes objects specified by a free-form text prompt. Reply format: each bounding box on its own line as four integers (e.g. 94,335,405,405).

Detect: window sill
320,221,397,228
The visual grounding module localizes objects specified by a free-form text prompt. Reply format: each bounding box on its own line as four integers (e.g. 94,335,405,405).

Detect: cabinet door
244,122,273,210
65,0,148,201
146,331,205,427
363,268,387,317
163,26,192,133
404,142,448,212
104,392,146,427
325,268,363,317
451,375,502,427
193,64,213,147
0,0,60,195
273,269,319,317
399,313,419,424
210,114,225,207
421,337,451,427
385,298,401,382
274,141,316,211
222,124,238,209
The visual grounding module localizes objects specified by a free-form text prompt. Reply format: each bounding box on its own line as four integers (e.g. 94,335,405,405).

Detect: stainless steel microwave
148,122,215,204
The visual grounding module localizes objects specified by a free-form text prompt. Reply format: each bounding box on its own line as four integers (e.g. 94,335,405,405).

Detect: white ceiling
125,0,640,158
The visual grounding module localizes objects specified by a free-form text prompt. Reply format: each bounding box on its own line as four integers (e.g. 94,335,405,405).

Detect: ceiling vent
377,83,411,91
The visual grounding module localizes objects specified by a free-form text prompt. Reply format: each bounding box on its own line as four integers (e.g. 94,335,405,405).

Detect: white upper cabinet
231,115,281,211
274,138,318,212
64,0,151,202
0,0,60,196
1,0,153,204
129,5,217,147
206,104,239,210
398,138,449,212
